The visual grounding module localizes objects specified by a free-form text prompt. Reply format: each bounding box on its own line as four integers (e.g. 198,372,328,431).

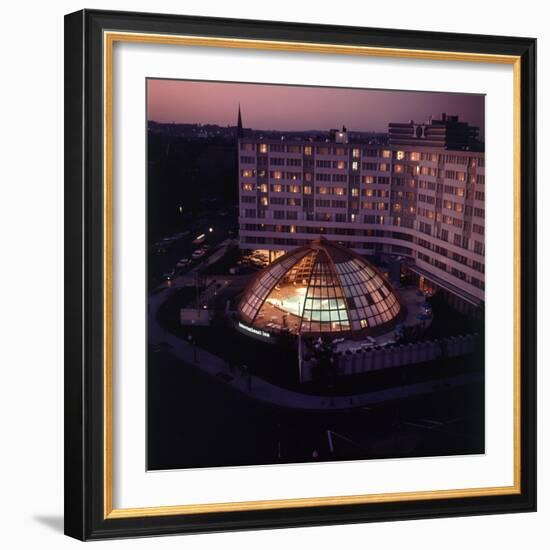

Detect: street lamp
187,334,197,363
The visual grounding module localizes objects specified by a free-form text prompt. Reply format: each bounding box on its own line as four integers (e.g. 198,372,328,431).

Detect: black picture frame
64,9,536,541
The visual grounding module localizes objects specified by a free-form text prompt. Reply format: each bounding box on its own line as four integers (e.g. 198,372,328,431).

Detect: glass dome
238,238,402,336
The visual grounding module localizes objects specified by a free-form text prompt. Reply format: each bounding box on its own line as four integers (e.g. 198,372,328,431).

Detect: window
318,186,329,195
304,185,312,195
287,158,302,167
352,148,360,158
259,143,268,153
289,185,300,193
259,197,268,206
240,143,255,151
259,184,268,193
272,184,282,193
242,183,254,191
363,176,375,184
381,150,391,158
271,171,283,179
396,151,405,160
410,151,420,161
304,146,312,156
352,161,359,171
334,187,346,196
241,169,255,177
351,188,359,197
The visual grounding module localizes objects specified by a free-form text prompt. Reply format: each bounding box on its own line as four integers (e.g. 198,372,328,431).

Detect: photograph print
146,79,485,471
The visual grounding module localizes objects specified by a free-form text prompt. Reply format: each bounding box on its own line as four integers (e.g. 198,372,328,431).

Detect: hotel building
238,114,485,313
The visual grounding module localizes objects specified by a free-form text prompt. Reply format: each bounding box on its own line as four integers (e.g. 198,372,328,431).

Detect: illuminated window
272,184,282,193
260,197,269,206
410,152,420,161
393,203,402,212
334,187,345,196
318,186,329,195
352,148,360,158
364,176,375,184
363,202,373,209
259,184,268,193
241,169,255,177
397,151,405,160
337,161,346,170
351,188,359,197
457,172,466,182
273,171,282,179
304,146,312,156
242,183,254,191
379,163,388,172
382,150,391,158
350,213,356,222
394,164,404,173
456,187,465,197
352,161,359,171
290,225,296,233
360,319,368,329
289,185,300,193
366,189,373,197
259,143,268,153
304,186,312,195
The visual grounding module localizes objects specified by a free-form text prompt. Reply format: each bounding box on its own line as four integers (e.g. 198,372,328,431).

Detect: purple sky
147,79,485,135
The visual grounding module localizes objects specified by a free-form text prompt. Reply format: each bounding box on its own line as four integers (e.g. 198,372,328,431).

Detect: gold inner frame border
102,30,522,520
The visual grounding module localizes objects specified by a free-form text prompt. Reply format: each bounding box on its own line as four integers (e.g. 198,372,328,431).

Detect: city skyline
147,79,485,135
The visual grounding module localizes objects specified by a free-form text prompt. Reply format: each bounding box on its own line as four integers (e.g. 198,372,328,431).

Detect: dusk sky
147,79,485,135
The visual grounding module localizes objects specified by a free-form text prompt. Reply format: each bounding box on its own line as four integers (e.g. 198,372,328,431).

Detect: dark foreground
147,349,484,471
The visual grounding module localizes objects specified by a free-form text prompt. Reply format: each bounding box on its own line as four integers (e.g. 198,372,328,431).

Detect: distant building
237,115,485,313
388,113,480,150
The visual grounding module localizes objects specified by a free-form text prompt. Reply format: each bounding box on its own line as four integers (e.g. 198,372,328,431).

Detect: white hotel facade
238,115,485,313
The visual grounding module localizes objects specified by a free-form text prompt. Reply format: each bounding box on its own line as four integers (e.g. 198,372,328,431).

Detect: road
148,349,484,471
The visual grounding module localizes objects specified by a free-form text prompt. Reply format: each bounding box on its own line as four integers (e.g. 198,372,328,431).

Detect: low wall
303,333,479,381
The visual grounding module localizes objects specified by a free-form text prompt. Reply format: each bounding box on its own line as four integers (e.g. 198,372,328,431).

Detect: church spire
237,103,244,138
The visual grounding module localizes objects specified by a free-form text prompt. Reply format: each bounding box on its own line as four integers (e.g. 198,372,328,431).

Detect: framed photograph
64,9,536,540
